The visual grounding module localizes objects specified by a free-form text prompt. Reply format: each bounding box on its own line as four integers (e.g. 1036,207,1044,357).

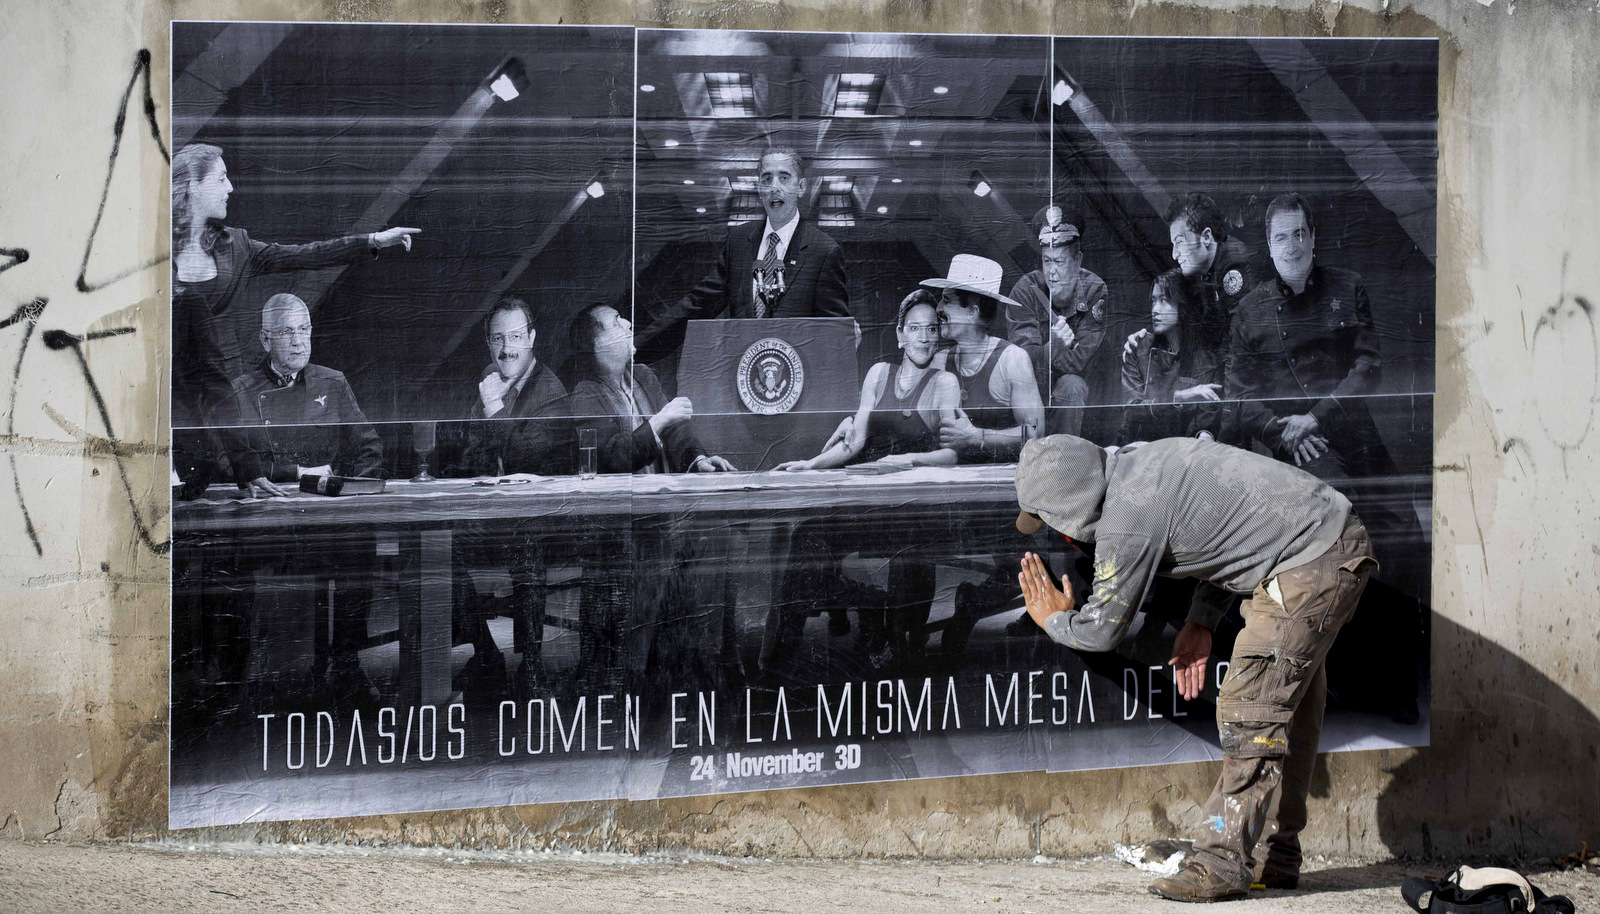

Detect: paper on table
844,461,912,475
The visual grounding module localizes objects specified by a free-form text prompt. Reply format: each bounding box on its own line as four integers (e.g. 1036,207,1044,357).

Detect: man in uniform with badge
227,292,385,703
1165,192,1257,351
1225,191,1423,727
1121,193,1258,376
1002,204,1111,436
230,293,384,483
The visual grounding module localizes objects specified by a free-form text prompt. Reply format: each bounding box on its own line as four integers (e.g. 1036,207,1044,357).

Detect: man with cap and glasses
633,148,851,362
1003,205,1112,437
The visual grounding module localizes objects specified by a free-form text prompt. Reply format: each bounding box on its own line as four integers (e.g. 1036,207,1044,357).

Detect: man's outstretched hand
1169,621,1213,701
1018,551,1074,632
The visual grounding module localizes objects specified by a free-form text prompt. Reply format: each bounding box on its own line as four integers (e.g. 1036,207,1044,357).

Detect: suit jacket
566,364,706,474
440,361,572,477
229,359,384,483
635,218,850,354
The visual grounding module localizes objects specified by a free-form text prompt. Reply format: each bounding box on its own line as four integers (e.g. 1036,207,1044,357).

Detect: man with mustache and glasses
1002,205,1111,436
633,148,850,363
438,295,572,698
446,295,571,478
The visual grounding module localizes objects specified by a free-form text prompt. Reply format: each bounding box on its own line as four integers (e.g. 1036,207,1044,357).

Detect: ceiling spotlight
1052,79,1075,106
684,179,695,185
932,85,949,95
585,181,605,199
908,139,922,147
483,56,530,103
640,84,656,93
663,139,680,148
968,170,991,198
876,205,889,214
890,177,903,184
696,207,707,214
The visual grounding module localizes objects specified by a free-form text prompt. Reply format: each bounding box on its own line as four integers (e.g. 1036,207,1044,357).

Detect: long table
171,463,1428,707
172,466,1026,704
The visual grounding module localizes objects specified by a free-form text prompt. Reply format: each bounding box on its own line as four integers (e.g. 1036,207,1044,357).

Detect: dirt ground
2,841,1596,913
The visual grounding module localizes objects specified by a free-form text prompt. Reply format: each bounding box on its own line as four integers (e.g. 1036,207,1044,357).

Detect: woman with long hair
171,142,418,496
766,291,965,672
1119,268,1224,443
775,290,960,472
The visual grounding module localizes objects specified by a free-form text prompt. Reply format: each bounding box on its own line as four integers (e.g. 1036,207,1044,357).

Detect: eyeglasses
489,330,530,346
264,326,312,339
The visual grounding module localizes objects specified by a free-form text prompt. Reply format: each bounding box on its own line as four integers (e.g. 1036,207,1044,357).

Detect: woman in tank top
766,293,959,672
920,255,1045,463
775,292,960,471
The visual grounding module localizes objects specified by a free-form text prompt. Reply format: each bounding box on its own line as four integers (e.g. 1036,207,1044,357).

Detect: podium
676,317,860,471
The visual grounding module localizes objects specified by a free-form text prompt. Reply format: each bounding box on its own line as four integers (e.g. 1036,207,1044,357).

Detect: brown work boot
1148,863,1248,903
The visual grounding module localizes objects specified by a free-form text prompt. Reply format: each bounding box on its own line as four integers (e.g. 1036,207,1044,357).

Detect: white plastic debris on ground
1112,839,1193,877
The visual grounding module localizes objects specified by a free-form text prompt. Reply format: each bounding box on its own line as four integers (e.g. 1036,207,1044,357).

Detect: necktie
755,230,782,318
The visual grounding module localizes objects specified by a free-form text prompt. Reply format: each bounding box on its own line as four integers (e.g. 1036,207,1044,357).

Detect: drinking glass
410,421,437,482
578,428,597,480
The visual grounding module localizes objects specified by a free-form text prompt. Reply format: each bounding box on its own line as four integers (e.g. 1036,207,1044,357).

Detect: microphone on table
299,475,387,497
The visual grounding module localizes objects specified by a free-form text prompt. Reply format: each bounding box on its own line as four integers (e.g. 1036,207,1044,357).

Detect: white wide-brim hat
920,254,1021,310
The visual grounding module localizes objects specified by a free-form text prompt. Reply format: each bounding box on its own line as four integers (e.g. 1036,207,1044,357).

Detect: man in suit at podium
634,147,851,358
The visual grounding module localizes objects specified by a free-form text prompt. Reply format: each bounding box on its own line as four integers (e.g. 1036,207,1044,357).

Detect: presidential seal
737,338,804,414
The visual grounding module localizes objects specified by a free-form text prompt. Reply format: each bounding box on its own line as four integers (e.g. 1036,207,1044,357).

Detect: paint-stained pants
1190,513,1377,888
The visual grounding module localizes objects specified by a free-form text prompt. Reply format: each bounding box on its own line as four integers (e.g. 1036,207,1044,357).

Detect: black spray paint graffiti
1530,254,1598,474
0,50,171,558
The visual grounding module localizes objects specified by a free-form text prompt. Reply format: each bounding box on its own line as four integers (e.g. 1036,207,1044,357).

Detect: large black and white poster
170,24,1436,828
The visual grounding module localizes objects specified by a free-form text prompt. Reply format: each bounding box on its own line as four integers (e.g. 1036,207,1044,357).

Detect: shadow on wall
1371,612,1599,861
1277,612,1598,892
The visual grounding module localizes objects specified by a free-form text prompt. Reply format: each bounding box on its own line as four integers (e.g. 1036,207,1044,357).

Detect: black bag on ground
1402,865,1575,914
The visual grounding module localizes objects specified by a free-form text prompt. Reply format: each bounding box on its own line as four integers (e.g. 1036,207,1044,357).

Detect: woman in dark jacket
563,303,737,699
170,142,417,495
1119,269,1224,444
564,303,734,475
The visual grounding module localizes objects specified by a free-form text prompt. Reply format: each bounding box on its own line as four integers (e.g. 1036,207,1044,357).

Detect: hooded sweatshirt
1015,435,1351,652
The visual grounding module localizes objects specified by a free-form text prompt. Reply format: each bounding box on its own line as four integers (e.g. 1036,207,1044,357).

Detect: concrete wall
2,0,1595,859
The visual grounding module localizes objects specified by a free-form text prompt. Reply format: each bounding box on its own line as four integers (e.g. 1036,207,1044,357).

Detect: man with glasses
633,148,850,365
1002,205,1110,437
447,295,571,478
223,292,384,703
229,292,382,482
438,295,572,698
